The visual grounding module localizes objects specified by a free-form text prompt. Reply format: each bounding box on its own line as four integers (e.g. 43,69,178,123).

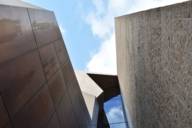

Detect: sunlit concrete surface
116,1,192,128
75,71,103,97
82,92,100,128
75,71,103,128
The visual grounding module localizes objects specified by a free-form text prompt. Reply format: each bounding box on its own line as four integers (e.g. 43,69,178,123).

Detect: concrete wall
82,92,100,128
116,1,192,128
0,5,91,128
75,71,104,128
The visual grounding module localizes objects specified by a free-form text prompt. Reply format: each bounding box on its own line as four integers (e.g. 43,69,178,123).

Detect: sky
23,0,188,75
104,95,128,128
23,0,187,127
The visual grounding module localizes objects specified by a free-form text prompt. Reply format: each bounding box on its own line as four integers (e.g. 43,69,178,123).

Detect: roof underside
75,71,103,97
88,73,120,102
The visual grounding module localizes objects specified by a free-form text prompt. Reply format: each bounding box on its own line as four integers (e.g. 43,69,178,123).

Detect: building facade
0,1,91,128
116,1,192,128
0,1,121,128
1,0,192,128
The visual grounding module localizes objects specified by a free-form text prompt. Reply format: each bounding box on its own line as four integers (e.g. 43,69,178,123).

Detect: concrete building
75,71,103,128
0,0,192,128
0,1,121,128
116,1,192,128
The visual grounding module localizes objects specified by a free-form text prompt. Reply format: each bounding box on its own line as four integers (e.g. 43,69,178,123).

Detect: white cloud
86,33,116,75
85,0,187,75
128,0,188,13
86,0,130,40
106,106,127,128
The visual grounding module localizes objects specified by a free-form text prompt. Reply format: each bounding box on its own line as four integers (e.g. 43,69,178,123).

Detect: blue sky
104,95,128,128
24,0,187,74
24,0,101,71
24,0,187,127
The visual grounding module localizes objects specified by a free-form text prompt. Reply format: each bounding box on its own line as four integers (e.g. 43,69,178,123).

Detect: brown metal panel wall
0,5,90,128
0,5,36,64
0,97,11,128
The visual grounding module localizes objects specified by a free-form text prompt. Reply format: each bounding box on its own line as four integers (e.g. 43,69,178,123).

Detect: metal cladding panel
12,85,55,128
0,51,45,117
116,1,192,128
3,123,12,128
0,5,36,64
0,97,10,128
61,60,76,87
0,4,91,128
67,80,90,127
47,71,66,108
46,113,60,128
28,9,61,47
54,40,68,65
38,43,59,80
55,93,79,128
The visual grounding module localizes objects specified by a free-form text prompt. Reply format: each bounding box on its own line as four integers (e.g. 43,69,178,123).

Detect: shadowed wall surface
0,4,91,128
87,74,122,128
116,1,192,128
88,74,120,102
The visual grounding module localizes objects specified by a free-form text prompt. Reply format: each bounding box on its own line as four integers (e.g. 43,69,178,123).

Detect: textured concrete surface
75,71,103,97
82,92,100,128
75,71,103,128
116,1,192,128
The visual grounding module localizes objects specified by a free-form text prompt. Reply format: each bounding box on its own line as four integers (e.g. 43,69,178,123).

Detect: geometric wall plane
0,1,91,128
116,1,192,128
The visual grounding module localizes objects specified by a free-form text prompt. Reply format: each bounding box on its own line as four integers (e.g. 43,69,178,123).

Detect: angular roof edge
75,71,103,98
0,0,45,10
